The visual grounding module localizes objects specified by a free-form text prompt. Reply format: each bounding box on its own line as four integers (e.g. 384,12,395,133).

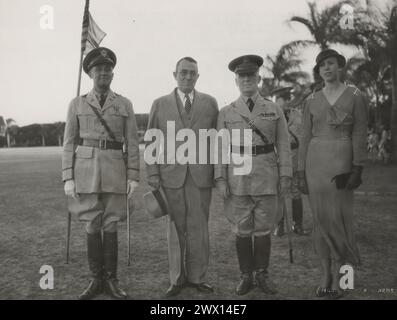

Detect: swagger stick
66,211,71,264
127,196,131,266
283,200,294,263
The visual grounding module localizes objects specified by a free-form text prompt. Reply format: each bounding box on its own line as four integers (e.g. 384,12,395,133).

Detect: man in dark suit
146,57,218,297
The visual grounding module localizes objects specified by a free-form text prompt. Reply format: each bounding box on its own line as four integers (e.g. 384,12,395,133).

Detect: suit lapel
189,90,200,128
170,89,186,129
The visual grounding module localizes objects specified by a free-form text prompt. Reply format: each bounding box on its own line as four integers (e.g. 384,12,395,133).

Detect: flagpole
76,0,90,97
66,0,90,264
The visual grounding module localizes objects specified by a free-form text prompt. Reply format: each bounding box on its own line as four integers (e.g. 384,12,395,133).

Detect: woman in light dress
298,49,368,299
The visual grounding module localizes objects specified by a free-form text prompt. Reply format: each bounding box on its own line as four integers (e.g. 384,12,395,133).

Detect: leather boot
103,232,129,300
291,198,309,235
235,236,254,295
273,217,285,237
254,235,277,294
78,233,103,300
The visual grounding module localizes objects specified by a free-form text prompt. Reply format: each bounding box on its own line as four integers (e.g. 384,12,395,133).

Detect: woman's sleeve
352,92,369,166
298,99,313,171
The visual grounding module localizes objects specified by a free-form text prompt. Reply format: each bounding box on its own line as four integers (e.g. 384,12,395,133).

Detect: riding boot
78,233,103,300
103,232,128,300
235,236,254,295
253,235,277,294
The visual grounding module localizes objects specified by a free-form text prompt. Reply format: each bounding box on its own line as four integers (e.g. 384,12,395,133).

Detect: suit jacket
215,94,292,196
62,89,140,193
146,89,218,189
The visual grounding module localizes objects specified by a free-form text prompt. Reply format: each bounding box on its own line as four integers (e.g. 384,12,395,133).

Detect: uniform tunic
298,86,368,265
62,90,140,227
215,93,292,236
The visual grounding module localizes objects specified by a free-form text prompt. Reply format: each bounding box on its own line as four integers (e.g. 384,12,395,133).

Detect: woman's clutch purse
331,172,351,189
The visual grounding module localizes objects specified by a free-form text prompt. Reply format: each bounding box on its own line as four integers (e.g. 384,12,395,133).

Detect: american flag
80,0,106,55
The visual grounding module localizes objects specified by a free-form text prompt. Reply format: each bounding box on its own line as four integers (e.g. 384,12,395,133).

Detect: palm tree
390,4,397,162
261,41,311,97
288,1,343,50
337,0,397,161
5,118,18,147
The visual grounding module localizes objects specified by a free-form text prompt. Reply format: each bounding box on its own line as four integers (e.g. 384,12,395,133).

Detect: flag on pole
81,3,106,55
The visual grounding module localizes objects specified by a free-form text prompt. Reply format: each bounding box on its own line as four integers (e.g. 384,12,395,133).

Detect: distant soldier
215,55,292,295
62,47,140,299
271,87,309,236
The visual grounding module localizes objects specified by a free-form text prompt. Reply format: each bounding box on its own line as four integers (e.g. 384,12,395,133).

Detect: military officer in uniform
215,55,292,295
272,87,309,236
62,47,140,300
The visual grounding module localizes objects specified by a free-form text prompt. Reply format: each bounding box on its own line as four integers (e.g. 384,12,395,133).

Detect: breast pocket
224,119,244,130
77,110,97,133
106,107,128,136
255,114,280,138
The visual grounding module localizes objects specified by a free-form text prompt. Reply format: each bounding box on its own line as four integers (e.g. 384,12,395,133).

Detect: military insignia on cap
101,49,107,57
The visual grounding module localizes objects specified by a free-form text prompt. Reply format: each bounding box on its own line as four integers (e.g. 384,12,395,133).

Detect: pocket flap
108,106,128,117
259,112,280,121
75,146,94,159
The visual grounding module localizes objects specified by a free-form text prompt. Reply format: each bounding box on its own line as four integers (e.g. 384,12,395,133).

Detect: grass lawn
0,147,396,300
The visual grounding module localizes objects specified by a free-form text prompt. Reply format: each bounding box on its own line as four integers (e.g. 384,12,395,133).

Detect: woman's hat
314,49,346,73
143,188,169,219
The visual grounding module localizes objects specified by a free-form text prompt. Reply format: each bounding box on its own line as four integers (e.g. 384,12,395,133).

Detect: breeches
68,193,126,234
225,194,277,237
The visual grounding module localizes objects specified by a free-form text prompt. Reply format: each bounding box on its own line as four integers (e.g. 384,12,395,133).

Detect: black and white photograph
0,0,396,309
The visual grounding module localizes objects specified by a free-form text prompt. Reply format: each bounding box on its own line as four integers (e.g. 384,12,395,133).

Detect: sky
0,0,386,126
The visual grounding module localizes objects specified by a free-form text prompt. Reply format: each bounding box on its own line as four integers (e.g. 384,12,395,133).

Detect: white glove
127,180,139,199
64,180,78,199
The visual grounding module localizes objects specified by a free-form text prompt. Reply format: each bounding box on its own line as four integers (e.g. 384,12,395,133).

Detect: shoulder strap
87,103,117,140
231,102,270,145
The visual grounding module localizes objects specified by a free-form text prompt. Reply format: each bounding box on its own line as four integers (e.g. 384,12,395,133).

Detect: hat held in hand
143,188,169,219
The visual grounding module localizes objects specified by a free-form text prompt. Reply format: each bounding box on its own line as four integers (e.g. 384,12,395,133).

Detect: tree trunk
41,135,45,147
6,132,10,148
390,6,397,163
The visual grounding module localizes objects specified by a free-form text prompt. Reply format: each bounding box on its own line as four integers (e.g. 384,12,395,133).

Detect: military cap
314,49,346,73
271,86,294,98
83,47,117,74
228,55,264,74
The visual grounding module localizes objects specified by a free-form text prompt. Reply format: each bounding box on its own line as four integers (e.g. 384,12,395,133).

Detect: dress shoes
188,282,214,293
78,278,103,300
104,278,129,300
315,286,330,298
235,273,253,296
328,289,344,300
255,271,277,294
292,224,310,236
273,225,285,237
165,284,184,297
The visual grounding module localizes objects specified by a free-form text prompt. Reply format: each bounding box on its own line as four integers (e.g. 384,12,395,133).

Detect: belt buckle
99,139,107,150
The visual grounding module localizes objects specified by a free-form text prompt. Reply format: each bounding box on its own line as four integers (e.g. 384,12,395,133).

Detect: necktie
99,94,106,108
247,98,254,112
185,94,192,114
